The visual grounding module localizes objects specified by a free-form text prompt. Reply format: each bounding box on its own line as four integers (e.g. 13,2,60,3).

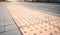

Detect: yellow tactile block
4,3,60,35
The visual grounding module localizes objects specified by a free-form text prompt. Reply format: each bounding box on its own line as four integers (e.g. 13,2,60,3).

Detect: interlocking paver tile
6,29,22,35
5,3,60,35
6,24,17,31
0,22,14,26
0,29,22,35
0,26,5,33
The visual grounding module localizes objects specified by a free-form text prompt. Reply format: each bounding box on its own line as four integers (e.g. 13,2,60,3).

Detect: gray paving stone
3,12,11,17
0,22,15,26
0,32,6,35
0,16,4,23
0,16,13,23
4,16,12,20
0,3,13,23
4,18,13,22
6,29,22,35
0,26,5,33
6,24,17,31
0,29,22,35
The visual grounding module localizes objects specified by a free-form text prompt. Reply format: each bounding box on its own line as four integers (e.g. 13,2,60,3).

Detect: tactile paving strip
4,3,60,35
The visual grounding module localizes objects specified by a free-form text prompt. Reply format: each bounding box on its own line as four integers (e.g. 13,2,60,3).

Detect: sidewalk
0,2,22,35
5,2,60,35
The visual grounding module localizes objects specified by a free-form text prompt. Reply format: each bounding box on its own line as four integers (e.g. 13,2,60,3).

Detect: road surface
12,2,60,17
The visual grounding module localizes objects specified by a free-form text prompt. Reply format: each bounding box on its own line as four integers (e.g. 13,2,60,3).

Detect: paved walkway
0,2,22,35
5,2,60,35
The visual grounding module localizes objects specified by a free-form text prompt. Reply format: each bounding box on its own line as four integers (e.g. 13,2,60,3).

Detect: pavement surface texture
0,2,22,35
11,2,60,17
4,2,60,35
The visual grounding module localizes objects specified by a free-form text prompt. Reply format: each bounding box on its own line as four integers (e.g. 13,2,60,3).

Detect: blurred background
0,0,60,2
